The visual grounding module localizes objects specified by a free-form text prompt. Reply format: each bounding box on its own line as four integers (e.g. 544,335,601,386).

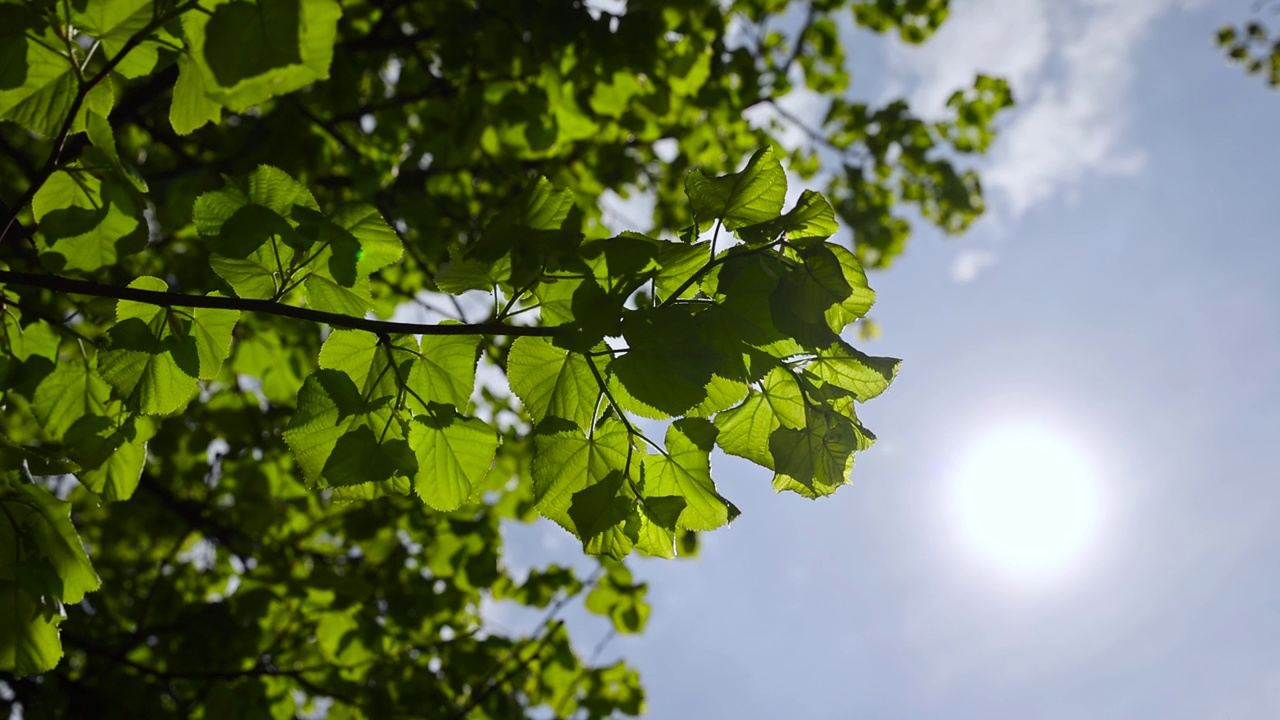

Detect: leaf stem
660,237,787,307
583,354,634,436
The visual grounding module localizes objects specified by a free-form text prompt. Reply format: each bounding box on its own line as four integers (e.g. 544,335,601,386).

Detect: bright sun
950,423,1104,581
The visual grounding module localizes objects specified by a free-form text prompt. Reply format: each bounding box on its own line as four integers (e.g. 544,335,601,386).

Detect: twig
0,270,559,338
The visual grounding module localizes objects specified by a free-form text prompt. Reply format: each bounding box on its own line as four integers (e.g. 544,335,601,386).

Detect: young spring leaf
408,406,500,512
508,337,601,431
530,419,632,538
640,418,738,531
32,167,146,273
803,341,901,402
180,0,342,112
685,146,787,232
736,189,839,245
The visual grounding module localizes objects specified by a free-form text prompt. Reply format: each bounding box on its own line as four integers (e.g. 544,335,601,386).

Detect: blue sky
500,1,1280,717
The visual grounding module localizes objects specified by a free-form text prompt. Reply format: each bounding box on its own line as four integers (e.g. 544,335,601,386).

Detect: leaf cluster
0,0,1007,717
1218,11,1280,87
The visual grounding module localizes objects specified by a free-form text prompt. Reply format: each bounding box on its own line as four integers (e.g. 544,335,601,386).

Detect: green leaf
567,470,636,560
769,404,867,497
32,167,146,273
66,415,155,502
231,325,310,405
96,277,239,414
317,329,379,387
585,563,649,634
804,341,900,401
508,337,600,431
0,20,77,136
195,166,320,234
329,476,412,503
633,494,686,559
98,277,199,415
209,254,281,301
711,252,804,358
641,418,738,531
492,566,582,608
821,243,877,329
713,367,805,469
73,0,180,79
434,258,500,295
195,168,318,299
1,480,101,604
30,361,112,441
685,146,787,231
303,272,370,316
770,242,867,347
189,298,240,380
408,406,500,512
608,306,724,418
0,434,79,477
467,177,581,286
0,559,63,677
410,332,480,410
653,240,709,301
737,190,838,245
282,369,413,489
170,52,222,134
530,419,630,537
181,0,343,112
330,204,404,276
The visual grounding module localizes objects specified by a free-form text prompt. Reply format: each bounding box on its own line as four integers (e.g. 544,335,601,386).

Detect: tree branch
0,270,558,337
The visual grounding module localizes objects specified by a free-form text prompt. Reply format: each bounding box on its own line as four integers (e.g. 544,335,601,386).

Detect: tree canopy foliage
0,0,1010,716
1218,2,1280,87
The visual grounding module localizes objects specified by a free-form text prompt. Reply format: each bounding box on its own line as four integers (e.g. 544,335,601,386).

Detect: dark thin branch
451,566,604,720
328,79,458,123
0,270,559,337
340,28,434,53
137,473,255,554
0,198,34,247
451,621,564,720
289,97,359,155
779,6,819,84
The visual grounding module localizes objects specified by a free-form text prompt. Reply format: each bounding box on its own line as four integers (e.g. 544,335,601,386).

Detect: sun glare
950,423,1104,582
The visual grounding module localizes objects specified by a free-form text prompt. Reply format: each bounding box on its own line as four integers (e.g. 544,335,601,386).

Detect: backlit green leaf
641,418,738,531
0,19,76,136
685,146,787,231
737,190,838,245
1,480,100,604
97,277,200,415
713,367,805,469
409,407,500,512
73,0,180,79
170,52,222,134
181,0,342,112
508,337,600,431
411,332,480,410
804,341,900,401
531,419,630,536
32,167,146,273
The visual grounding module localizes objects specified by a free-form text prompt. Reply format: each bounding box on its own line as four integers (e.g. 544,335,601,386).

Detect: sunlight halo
949,423,1104,583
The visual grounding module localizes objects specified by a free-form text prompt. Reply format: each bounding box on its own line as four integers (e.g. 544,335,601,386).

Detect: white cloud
951,249,998,283
888,0,1192,217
